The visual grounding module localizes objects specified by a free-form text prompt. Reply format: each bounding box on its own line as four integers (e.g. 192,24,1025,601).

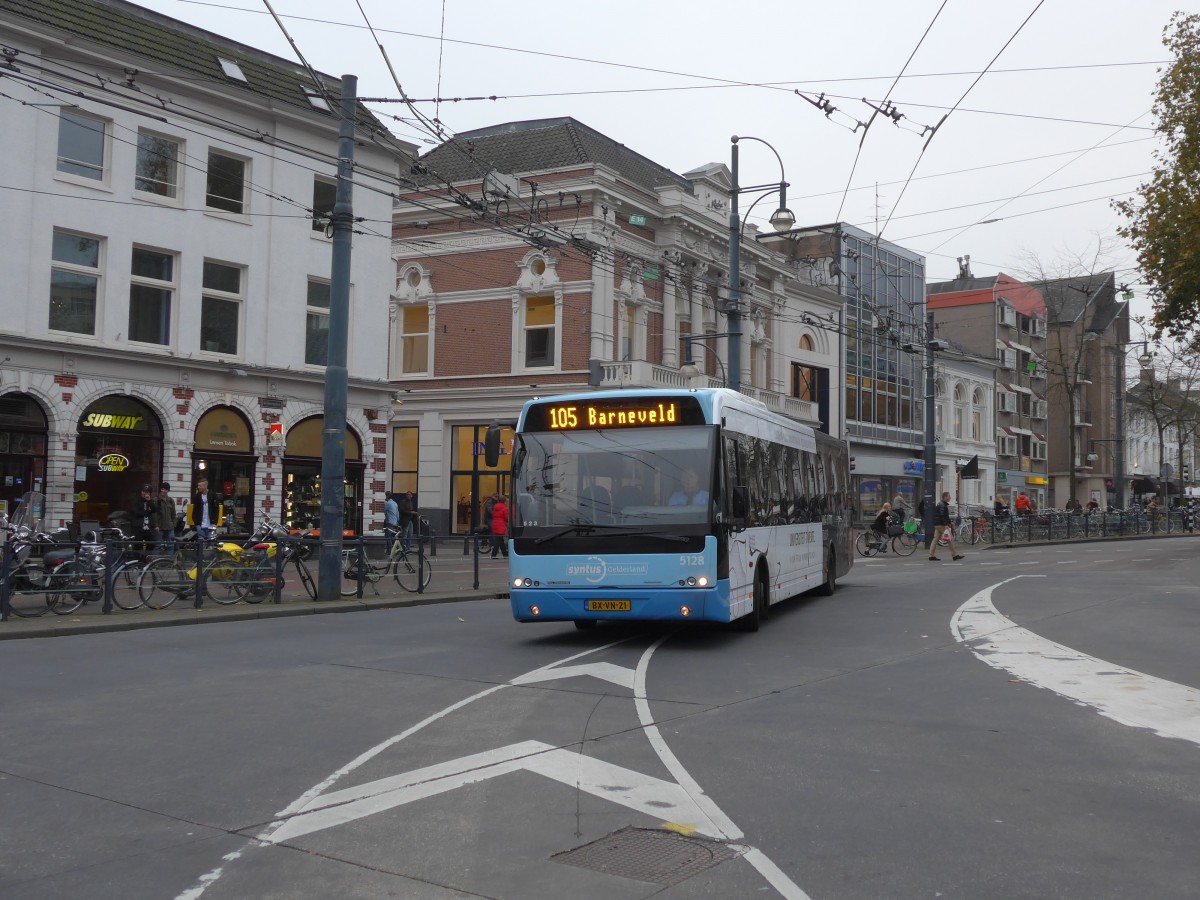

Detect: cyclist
870,502,893,553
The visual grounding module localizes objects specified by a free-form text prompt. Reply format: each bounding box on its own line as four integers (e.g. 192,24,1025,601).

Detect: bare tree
1124,328,1200,505
1016,240,1124,508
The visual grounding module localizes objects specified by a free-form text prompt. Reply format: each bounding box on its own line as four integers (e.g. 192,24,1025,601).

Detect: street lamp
680,333,729,387
727,135,794,393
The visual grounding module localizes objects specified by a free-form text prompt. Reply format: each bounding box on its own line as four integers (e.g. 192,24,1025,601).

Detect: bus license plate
588,600,631,612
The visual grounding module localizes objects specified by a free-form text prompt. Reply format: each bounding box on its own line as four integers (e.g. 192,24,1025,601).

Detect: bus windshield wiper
533,524,691,544
534,524,596,544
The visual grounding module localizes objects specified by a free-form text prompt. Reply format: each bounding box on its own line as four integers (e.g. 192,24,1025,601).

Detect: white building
0,0,411,533
934,348,999,512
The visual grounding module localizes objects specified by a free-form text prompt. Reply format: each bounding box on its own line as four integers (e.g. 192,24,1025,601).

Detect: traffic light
849,455,856,471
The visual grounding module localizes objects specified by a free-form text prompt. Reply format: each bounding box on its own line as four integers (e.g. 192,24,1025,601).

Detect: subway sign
97,453,130,472
82,413,144,430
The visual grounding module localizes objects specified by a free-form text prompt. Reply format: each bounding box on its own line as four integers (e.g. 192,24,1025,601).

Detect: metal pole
1114,347,1125,510
727,137,742,393
317,74,356,600
922,311,937,547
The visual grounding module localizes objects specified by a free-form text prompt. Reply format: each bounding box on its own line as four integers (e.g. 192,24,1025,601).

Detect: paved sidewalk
1,547,512,640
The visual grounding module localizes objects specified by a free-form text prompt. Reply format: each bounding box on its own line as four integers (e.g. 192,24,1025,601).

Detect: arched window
971,387,985,441
953,383,965,439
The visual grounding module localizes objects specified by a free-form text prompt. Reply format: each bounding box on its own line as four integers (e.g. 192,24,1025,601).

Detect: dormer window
303,88,331,111
217,57,247,82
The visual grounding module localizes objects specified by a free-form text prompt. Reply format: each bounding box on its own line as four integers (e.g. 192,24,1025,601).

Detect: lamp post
680,333,729,387
727,135,795,393
1109,340,1154,509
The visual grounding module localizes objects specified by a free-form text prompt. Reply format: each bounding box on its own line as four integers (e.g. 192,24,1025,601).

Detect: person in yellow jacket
186,478,224,540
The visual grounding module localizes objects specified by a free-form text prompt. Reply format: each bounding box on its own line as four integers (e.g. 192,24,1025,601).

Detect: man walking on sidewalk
929,491,964,562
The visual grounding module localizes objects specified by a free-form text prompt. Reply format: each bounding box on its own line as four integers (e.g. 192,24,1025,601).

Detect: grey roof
413,117,693,194
1032,272,1119,328
927,276,1000,295
1,0,382,128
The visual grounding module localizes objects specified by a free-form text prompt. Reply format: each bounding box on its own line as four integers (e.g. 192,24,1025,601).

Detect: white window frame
519,294,559,371
399,303,430,376
305,277,331,367
1033,399,1048,418
48,228,103,338
999,305,1017,327
199,259,244,358
133,129,182,201
1001,348,1017,369
55,109,111,187
1032,440,1048,461
999,435,1018,457
311,176,336,236
205,149,249,216
998,391,1016,413
127,246,177,347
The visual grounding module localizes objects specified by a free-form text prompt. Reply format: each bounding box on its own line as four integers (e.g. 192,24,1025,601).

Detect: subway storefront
74,396,163,527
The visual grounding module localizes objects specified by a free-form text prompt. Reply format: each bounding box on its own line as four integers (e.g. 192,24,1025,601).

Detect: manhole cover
551,826,740,886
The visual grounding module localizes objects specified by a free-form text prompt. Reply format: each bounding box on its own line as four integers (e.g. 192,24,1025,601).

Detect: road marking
1054,561,1076,565
268,741,726,845
951,577,1200,748
1131,558,1153,562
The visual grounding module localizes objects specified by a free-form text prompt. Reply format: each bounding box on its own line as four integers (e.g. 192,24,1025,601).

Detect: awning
1131,478,1159,494
1009,426,1034,436
1006,383,1032,395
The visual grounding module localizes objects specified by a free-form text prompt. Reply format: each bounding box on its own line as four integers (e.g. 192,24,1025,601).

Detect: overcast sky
136,0,1180,322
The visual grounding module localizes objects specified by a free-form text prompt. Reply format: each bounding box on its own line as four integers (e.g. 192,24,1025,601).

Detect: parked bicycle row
1,497,436,620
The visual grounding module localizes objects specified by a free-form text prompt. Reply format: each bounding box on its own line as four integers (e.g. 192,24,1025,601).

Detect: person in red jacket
1014,492,1032,516
489,495,509,558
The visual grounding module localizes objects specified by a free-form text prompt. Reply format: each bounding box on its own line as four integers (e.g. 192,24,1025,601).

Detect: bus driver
669,468,709,506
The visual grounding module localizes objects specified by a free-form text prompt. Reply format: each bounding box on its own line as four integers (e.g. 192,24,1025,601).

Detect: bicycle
855,524,917,557
1,504,61,619
340,525,432,596
137,511,312,608
44,528,146,615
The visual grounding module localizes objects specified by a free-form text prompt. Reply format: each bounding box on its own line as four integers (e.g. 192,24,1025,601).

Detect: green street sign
642,265,659,281
997,472,1008,482
1026,360,1037,373
628,214,646,226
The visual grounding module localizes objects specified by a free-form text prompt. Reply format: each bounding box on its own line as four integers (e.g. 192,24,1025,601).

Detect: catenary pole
317,74,356,600
727,138,742,393
922,310,937,547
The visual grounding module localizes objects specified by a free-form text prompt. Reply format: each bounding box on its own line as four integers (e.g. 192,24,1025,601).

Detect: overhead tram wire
927,108,1154,253
834,0,948,223
879,0,1047,239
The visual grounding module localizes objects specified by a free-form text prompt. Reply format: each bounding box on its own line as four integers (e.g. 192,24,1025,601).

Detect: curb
0,591,508,641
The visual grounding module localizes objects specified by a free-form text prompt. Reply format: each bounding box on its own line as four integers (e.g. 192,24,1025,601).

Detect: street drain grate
551,826,740,886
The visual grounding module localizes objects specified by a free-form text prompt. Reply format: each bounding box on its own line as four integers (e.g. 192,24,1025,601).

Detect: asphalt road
1,537,1197,899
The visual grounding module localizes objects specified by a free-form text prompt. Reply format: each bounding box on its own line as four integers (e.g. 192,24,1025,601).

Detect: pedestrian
383,490,400,552
186,478,223,543
1014,492,1032,516
490,494,509,558
399,491,417,553
132,484,155,557
150,481,176,555
891,492,910,522
870,501,893,553
993,498,1009,518
482,492,497,553
929,491,964,562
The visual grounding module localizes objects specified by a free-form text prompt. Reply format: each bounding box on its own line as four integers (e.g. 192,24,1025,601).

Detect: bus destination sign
526,395,705,431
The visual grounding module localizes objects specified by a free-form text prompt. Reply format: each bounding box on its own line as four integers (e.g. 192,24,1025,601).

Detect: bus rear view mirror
483,423,502,467
731,485,749,519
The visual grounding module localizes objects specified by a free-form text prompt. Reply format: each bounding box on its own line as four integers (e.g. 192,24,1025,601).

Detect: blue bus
492,388,853,631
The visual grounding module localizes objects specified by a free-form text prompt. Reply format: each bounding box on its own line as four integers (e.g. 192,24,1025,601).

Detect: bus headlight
530,605,540,616
696,576,709,587
680,606,691,616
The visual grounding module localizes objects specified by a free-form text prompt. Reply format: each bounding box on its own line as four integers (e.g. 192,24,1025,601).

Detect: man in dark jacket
150,481,177,554
929,491,964,562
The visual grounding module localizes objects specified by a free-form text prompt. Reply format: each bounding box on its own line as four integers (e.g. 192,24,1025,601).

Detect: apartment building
927,273,1050,509
0,0,409,532
389,118,846,536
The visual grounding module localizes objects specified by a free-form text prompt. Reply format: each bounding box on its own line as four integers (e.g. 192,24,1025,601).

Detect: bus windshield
510,425,717,536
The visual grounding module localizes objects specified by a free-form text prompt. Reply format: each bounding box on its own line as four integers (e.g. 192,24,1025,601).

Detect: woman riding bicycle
870,502,894,553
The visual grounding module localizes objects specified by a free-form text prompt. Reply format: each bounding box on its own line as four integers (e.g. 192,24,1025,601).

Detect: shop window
200,260,243,356
312,176,335,233
56,109,108,183
128,247,175,346
49,229,101,336
450,424,513,534
306,278,330,366
134,130,181,199
401,305,429,374
206,150,247,214
523,295,555,368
